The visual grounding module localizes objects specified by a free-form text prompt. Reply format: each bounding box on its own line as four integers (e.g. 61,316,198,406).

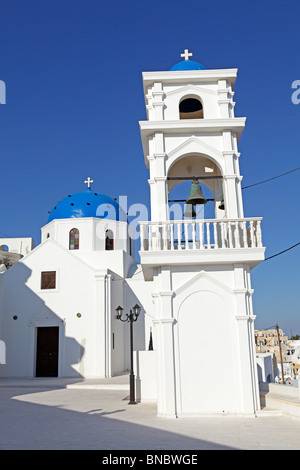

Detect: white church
0,51,265,418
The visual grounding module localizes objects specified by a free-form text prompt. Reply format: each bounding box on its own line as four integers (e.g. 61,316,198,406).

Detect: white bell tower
138,51,266,417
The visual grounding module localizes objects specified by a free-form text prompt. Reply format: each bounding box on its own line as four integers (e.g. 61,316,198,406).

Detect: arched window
69,228,79,250
0,244,9,252
105,230,114,251
179,97,203,119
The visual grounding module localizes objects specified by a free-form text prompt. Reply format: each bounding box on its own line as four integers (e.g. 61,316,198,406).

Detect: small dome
170,60,206,71
48,189,126,223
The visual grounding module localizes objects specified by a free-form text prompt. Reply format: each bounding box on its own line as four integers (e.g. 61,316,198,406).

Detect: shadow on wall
111,277,147,375
0,262,84,378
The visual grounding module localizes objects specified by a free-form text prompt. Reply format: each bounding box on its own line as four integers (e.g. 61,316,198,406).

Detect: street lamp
116,304,141,404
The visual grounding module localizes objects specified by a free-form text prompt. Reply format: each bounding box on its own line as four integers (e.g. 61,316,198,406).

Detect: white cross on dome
84,177,93,188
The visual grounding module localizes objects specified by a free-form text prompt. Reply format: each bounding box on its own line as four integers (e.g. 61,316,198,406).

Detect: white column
224,175,239,218
146,86,154,120
231,133,244,218
155,317,177,417
218,80,231,118
151,132,168,221
154,267,177,417
105,274,112,378
234,264,259,414
152,82,164,121
94,272,109,378
222,130,240,218
148,179,158,221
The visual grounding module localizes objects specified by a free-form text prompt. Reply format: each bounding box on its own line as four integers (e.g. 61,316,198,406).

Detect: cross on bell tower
180,49,193,60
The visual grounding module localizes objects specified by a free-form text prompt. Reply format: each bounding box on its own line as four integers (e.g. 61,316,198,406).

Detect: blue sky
0,0,299,335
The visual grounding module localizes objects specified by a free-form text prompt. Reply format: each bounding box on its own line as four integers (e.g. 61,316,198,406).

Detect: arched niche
175,289,236,413
179,95,203,119
167,153,225,218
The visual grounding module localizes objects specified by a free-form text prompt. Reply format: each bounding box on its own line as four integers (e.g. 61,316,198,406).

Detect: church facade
0,52,265,418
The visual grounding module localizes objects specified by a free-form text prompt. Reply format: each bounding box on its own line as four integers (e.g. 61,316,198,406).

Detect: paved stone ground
0,378,299,450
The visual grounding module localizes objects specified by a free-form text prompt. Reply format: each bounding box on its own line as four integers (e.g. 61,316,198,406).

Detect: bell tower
139,49,246,225
138,51,266,418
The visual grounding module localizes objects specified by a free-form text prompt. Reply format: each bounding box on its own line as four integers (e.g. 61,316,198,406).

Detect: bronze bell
219,197,225,210
184,204,196,218
186,179,207,205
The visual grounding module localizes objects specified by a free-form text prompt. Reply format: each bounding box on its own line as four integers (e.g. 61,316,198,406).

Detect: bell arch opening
179,96,203,119
167,153,225,219
168,180,215,221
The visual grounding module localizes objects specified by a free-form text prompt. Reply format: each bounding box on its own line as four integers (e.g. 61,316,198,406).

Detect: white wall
0,235,153,380
144,262,259,417
0,238,34,256
0,241,113,378
162,82,221,120
41,218,130,253
172,266,240,414
134,350,157,401
256,353,274,383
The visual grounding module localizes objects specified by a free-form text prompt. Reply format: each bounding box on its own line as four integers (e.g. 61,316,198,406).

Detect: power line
241,167,300,261
264,242,300,261
242,166,300,190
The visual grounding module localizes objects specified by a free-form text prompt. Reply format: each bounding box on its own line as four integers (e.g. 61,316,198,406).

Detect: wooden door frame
27,317,65,378
35,326,59,377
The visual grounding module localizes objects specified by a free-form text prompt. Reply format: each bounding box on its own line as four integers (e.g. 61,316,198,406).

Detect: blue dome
170,60,206,71
48,189,126,223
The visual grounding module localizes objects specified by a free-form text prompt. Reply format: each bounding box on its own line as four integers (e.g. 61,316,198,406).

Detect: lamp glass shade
133,304,141,317
116,306,123,319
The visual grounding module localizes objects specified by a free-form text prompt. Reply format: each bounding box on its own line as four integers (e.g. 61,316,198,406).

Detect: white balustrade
139,218,263,252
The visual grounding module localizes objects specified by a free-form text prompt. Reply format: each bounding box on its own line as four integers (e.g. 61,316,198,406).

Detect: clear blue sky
1,0,299,336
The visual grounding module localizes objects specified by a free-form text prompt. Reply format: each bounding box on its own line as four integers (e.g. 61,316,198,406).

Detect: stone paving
0,377,299,450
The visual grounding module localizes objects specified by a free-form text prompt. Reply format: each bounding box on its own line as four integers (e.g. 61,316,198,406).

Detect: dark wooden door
36,327,59,377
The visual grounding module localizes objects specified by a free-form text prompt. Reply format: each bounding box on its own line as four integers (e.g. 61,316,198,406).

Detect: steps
259,383,300,419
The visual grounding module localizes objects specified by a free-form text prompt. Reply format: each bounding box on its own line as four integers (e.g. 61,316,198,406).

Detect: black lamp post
116,304,141,404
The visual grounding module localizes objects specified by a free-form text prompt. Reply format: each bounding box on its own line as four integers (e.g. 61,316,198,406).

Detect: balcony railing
139,218,263,252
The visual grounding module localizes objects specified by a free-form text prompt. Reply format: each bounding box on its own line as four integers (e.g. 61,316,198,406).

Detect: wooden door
36,327,59,377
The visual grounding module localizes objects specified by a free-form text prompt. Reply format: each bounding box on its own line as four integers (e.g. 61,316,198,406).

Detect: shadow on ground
0,382,234,450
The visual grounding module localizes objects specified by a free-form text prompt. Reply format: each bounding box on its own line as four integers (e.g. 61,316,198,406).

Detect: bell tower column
148,132,168,221
222,130,243,218
153,266,177,418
